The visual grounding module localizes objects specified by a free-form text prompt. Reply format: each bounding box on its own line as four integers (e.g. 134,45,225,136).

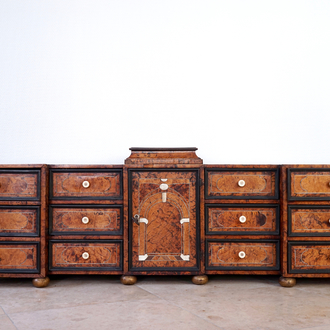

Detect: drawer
50,169,122,200
289,242,330,273
49,205,122,235
288,169,330,200
205,169,279,199
289,206,330,236
0,170,40,200
206,240,279,270
206,204,279,235
49,240,122,271
0,242,39,273
0,206,39,236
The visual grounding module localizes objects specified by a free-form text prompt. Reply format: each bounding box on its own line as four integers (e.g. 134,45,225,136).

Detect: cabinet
280,166,330,287
0,165,49,287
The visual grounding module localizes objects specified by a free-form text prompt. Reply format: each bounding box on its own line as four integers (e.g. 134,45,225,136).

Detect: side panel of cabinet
129,169,200,272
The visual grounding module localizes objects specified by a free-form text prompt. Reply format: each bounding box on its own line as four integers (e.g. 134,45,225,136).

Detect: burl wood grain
207,206,277,234
0,173,38,199
130,171,198,270
52,171,121,198
50,207,121,234
207,170,277,198
0,244,38,270
290,208,330,235
207,241,278,269
0,208,38,235
51,242,121,269
290,171,330,198
290,244,330,271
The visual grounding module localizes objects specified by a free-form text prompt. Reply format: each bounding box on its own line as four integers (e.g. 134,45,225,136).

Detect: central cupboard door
129,170,199,272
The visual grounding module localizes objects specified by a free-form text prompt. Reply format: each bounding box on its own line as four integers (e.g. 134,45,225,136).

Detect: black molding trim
0,169,41,201
287,168,330,201
49,168,123,200
205,239,280,271
204,168,279,200
0,205,40,237
48,239,123,272
128,168,201,273
205,204,280,236
49,204,123,236
288,241,330,274
0,241,40,274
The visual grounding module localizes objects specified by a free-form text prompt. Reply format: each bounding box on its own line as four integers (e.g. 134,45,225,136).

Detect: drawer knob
238,180,246,187
82,181,90,188
239,216,247,223
82,252,89,259
82,217,89,224
238,251,246,259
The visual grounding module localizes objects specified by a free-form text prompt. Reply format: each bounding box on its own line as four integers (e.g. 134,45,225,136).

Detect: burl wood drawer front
49,206,122,235
206,204,279,235
0,170,40,200
288,169,330,200
0,206,39,236
206,240,279,270
205,169,278,199
0,243,39,273
49,241,122,271
50,170,122,200
289,206,330,236
289,242,330,273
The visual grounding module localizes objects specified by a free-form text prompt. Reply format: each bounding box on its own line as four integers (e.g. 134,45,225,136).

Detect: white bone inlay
160,183,169,191
180,254,190,261
139,218,148,224
139,254,148,261
162,192,167,203
161,178,168,182
180,218,190,224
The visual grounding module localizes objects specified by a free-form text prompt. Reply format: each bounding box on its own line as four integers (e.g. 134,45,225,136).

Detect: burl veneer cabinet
280,165,330,287
0,165,49,288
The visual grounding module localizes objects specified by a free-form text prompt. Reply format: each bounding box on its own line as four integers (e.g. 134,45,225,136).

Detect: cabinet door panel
129,170,199,271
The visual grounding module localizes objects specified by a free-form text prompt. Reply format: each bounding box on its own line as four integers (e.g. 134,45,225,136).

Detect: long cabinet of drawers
1,150,330,287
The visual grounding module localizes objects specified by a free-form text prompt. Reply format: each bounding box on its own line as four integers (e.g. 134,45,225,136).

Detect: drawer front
49,241,122,271
289,206,330,236
289,242,330,273
50,206,122,235
0,243,39,273
0,207,39,236
206,169,278,199
206,240,279,270
289,169,330,200
206,204,279,235
0,171,40,200
50,170,122,199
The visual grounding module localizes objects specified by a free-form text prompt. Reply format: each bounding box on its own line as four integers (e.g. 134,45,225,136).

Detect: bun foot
32,277,50,288
279,276,296,288
192,275,208,285
120,275,137,285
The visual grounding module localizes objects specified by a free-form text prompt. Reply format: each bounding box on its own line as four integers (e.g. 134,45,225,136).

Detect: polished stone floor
0,275,330,330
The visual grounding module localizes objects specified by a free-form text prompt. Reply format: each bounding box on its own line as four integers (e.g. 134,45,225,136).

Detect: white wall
1,1,330,165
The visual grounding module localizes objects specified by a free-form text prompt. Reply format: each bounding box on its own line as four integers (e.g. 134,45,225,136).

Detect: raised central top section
125,148,203,165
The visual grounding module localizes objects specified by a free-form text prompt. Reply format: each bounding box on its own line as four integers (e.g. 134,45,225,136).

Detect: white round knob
238,180,246,187
238,251,246,259
82,217,89,224
328,219,330,223
239,216,246,223
82,252,89,259
82,181,90,188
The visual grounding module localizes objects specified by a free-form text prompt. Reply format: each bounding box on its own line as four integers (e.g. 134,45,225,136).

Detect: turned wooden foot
120,275,137,285
32,277,50,288
192,275,208,285
279,276,296,288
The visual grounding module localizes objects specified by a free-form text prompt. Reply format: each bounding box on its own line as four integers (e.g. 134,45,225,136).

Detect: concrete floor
0,275,330,330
